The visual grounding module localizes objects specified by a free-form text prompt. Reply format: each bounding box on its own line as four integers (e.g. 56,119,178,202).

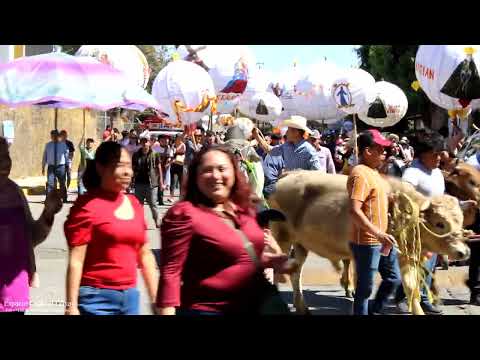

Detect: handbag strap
219,216,261,269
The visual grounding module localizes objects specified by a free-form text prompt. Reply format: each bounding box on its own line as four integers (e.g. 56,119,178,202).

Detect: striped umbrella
0,52,160,171
0,52,160,111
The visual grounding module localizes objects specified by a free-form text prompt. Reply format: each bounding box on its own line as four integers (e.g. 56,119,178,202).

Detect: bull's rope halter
389,192,432,312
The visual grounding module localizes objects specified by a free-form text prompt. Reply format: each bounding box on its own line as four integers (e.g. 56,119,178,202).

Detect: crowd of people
2,113,480,315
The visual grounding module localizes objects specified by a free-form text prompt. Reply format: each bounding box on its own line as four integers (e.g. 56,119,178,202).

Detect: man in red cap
347,129,401,315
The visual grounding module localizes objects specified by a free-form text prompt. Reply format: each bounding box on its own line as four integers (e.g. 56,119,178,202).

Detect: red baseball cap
367,129,392,147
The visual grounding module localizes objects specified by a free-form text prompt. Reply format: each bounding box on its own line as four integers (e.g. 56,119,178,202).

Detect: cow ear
420,198,431,212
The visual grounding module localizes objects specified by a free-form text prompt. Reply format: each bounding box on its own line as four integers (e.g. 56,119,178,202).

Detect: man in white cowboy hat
253,115,321,172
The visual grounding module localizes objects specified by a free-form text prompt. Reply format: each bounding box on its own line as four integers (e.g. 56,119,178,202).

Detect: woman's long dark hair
183,144,253,211
83,141,123,191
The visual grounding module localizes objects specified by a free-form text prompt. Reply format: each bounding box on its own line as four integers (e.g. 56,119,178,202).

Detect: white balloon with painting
75,45,151,88
270,64,303,96
237,91,283,123
176,45,256,94
152,60,216,125
357,81,408,128
215,92,242,114
215,67,271,115
415,45,480,110
331,68,376,115
296,61,342,96
293,61,345,122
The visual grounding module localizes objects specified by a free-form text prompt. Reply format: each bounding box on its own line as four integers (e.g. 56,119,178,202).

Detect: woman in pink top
0,137,63,315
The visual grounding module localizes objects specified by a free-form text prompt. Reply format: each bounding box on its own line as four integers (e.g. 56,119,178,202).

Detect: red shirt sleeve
64,200,93,247
156,201,194,308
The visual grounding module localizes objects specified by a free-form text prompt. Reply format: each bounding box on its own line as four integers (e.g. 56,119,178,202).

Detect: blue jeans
47,165,67,201
421,253,437,303
350,243,402,315
77,169,87,195
78,286,140,315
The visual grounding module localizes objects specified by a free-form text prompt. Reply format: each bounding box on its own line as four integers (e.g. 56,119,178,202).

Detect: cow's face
420,195,471,261
445,163,480,204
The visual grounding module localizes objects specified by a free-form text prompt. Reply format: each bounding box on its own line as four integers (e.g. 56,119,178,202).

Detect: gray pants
134,183,160,225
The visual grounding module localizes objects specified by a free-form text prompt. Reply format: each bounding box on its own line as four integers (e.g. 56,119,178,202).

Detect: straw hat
281,115,312,134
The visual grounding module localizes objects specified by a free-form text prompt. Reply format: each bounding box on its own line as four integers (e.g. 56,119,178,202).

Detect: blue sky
249,45,359,72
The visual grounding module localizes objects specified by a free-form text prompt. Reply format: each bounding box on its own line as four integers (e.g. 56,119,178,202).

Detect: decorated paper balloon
237,91,283,123
270,63,304,97
152,60,216,125
76,45,151,88
233,117,255,139
291,93,344,121
200,114,227,132
291,62,345,121
243,68,271,95
415,45,480,110
215,92,242,114
176,45,256,94
296,61,342,96
357,81,408,128
331,68,376,115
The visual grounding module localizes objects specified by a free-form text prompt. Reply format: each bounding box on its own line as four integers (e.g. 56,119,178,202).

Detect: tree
137,45,173,92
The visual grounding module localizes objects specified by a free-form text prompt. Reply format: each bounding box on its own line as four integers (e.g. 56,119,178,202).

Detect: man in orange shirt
347,129,401,315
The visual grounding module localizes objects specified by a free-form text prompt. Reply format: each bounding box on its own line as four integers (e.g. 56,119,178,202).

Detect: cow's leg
398,256,425,315
440,255,449,270
270,221,293,284
340,259,356,298
431,274,441,305
291,243,310,315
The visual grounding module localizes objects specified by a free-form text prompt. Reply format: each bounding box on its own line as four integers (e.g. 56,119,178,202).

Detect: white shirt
402,159,445,197
400,145,414,162
466,153,480,171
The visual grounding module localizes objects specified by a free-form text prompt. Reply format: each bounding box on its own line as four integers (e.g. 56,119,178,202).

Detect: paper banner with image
415,45,480,110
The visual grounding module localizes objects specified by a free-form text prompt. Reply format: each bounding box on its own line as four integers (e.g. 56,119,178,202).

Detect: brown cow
269,171,472,315
445,162,480,227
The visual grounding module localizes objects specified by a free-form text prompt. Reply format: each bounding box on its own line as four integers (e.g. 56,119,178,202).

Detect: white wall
0,45,14,64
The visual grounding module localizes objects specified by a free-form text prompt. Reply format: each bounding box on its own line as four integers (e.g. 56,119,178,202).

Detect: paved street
26,191,480,315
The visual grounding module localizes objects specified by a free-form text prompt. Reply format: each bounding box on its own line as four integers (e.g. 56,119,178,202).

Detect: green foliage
137,45,173,92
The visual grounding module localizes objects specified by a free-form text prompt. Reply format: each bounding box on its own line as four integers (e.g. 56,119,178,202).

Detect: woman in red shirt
156,145,293,315
64,142,158,315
